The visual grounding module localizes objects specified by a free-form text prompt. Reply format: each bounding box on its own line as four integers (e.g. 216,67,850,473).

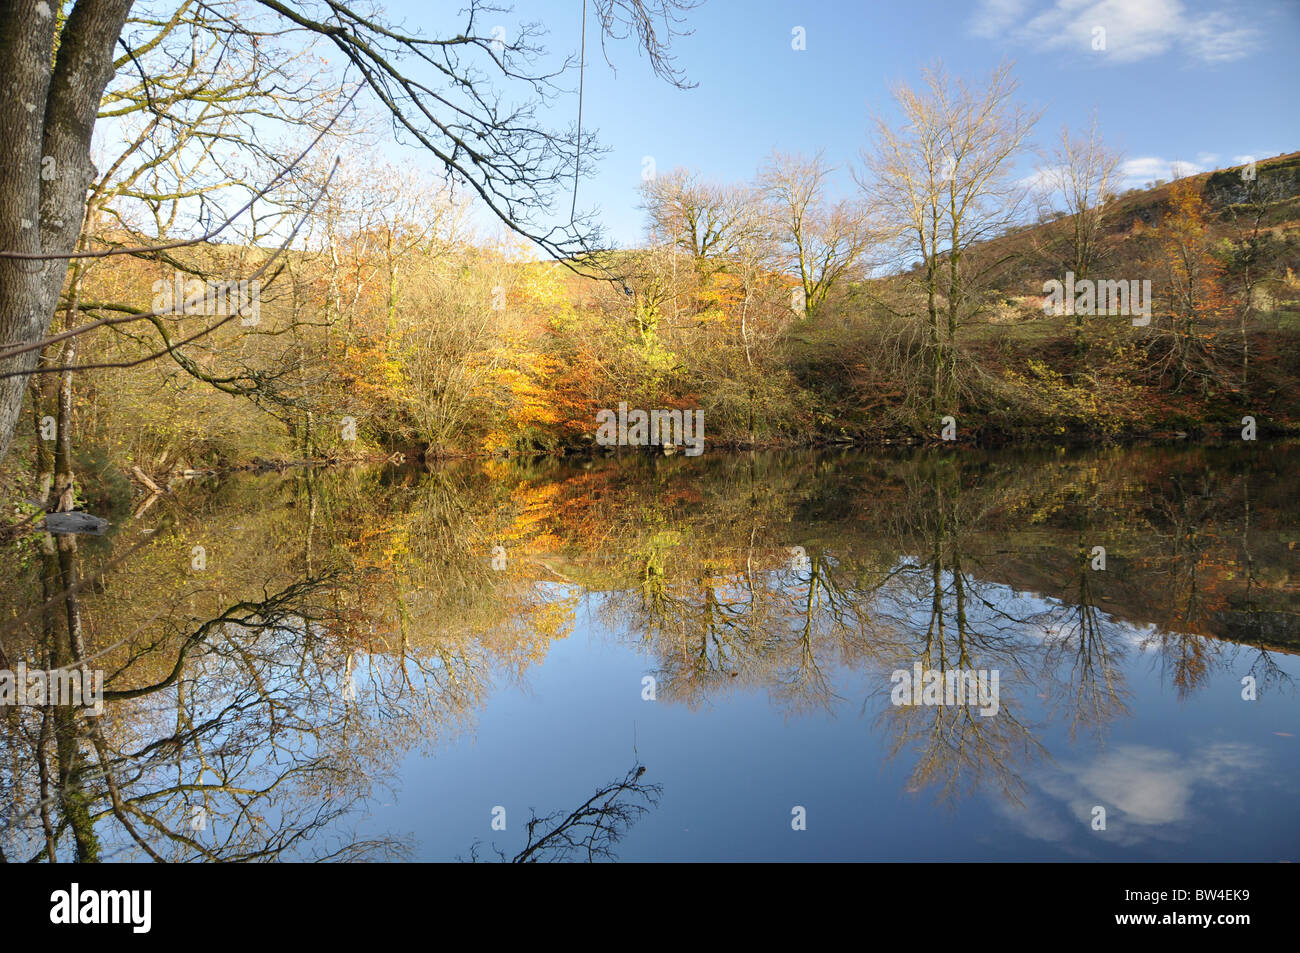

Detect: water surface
2,443,1297,861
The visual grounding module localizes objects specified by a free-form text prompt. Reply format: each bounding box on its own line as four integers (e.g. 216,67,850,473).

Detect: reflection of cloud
997,742,1264,847
1066,745,1192,825
1030,616,1160,653
969,0,1262,64
989,786,1074,843
1194,741,1265,787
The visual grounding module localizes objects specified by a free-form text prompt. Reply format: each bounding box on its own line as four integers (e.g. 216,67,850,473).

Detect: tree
1033,113,1124,353
0,0,702,464
1214,165,1288,389
861,61,1039,413
1153,179,1233,392
30,1,348,479
759,150,877,319
639,167,759,274
0,0,134,465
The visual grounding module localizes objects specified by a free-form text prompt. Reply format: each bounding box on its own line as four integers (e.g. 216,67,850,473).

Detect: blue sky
379,0,1300,249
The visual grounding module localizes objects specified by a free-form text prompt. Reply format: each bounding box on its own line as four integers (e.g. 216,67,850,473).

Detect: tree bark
0,0,134,464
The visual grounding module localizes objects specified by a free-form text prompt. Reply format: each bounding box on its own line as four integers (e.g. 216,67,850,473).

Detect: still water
2,443,1297,861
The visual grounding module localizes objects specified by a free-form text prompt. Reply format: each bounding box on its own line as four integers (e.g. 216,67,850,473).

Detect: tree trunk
0,0,134,464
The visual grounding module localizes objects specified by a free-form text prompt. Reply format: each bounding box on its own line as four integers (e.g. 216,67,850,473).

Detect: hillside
980,150,1300,305
789,151,1300,445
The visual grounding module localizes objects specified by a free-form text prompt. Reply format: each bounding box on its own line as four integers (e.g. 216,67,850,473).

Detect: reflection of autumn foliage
1,442,1295,853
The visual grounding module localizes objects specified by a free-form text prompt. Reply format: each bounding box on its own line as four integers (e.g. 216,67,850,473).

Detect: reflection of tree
1038,542,1129,741
601,534,877,714
1228,471,1293,698
1146,470,1230,698
3,564,407,861
603,536,777,707
1243,646,1293,696
1,457,601,863
1151,630,1218,701
465,764,662,863
871,460,1046,804
771,553,844,712
4,442,1296,854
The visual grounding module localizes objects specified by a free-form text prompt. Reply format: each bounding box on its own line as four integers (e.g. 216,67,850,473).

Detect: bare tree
759,150,876,318
1033,113,1123,352
639,167,758,274
1214,165,1289,389
861,61,1039,413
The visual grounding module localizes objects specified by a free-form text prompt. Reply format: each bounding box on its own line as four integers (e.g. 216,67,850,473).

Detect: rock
43,512,109,535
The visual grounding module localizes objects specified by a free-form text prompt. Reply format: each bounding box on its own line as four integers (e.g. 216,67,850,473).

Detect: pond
2,442,1297,861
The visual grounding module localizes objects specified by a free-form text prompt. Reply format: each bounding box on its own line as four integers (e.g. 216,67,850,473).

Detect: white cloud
1233,151,1280,166
1119,155,1205,185
1018,165,1065,193
970,0,1032,38
998,742,1265,847
970,0,1262,64
1068,745,1193,825
989,788,1075,843
1182,11,1260,63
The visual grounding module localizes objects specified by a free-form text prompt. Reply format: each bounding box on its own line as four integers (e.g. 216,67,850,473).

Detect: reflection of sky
994,742,1272,855
988,681,1300,860
344,580,1300,861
